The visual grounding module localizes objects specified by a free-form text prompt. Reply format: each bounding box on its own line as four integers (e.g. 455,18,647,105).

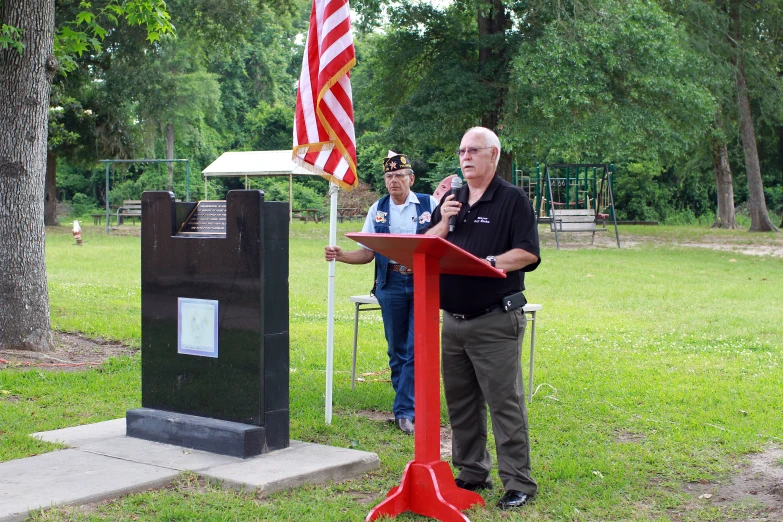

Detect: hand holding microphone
448,176,463,232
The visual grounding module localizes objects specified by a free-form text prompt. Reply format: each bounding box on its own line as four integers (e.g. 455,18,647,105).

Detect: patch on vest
418,211,432,224
375,210,388,223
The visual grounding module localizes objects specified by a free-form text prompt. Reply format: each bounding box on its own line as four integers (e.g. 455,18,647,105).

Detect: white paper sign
178,298,219,358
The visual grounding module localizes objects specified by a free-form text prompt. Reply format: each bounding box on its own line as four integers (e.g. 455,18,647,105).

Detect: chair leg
528,311,536,404
352,303,360,390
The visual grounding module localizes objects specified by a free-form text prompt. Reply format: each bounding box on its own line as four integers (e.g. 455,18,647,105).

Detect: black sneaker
497,490,533,510
454,478,492,491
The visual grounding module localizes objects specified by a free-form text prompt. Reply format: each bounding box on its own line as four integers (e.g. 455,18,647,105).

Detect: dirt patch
356,409,395,423
539,229,637,250
106,225,141,236
354,368,391,384
354,410,452,457
539,227,783,256
440,425,452,458
677,242,783,257
0,331,136,371
0,393,23,403
346,491,379,505
674,446,783,521
615,429,645,444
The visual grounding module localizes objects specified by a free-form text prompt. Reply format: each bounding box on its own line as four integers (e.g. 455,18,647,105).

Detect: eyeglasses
457,146,492,157
384,173,410,180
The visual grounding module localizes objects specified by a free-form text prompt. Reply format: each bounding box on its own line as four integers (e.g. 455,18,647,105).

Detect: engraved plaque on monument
177,201,227,236
127,190,289,458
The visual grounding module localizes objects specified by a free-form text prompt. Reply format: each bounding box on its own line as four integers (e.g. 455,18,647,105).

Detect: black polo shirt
430,174,540,315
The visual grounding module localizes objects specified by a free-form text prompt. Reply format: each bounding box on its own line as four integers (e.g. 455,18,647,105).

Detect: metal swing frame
538,163,621,249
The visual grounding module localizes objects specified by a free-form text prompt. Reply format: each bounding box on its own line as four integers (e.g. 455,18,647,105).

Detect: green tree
727,0,780,231
46,0,304,219
352,0,545,180
663,0,782,232
243,102,295,151
504,0,715,169
133,35,222,189
0,0,173,352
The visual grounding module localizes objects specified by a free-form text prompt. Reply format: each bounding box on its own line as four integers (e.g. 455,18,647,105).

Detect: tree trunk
736,66,777,231
710,136,737,229
0,0,56,351
779,125,783,228
44,149,58,226
496,151,513,182
166,123,174,190
478,0,512,181
730,0,778,232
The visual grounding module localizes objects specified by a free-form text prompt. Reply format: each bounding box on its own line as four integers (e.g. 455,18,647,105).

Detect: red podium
345,233,506,522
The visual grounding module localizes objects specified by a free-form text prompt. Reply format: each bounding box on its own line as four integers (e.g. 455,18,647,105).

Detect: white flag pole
325,182,339,424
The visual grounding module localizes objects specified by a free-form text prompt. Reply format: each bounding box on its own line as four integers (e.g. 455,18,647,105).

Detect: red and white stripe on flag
293,0,358,190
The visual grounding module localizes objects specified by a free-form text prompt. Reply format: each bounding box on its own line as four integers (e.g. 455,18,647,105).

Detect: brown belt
388,263,412,274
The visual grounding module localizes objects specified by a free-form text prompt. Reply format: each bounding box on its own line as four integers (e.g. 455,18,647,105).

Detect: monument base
126,408,267,458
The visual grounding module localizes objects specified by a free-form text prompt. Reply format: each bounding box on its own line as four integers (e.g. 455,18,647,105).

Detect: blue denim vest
372,193,433,292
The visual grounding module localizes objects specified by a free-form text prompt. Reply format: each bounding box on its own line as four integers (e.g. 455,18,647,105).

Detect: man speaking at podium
427,127,541,511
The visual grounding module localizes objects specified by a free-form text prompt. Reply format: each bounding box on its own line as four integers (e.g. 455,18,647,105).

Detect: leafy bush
109,179,143,207
70,193,96,218
611,163,671,221
325,181,381,214
246,177,325,211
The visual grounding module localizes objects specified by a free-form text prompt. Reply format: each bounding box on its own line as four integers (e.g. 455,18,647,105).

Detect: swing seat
550,209,606,244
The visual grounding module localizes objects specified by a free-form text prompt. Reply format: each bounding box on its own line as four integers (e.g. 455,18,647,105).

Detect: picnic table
337,207,362,223
293,209,320,223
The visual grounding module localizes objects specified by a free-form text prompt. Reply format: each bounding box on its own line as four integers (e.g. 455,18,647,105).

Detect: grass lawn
1,221,782,521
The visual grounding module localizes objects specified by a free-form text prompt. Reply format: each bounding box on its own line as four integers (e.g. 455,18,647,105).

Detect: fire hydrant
72,220,82,246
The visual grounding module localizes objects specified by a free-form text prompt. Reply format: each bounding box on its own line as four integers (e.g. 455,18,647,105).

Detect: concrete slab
0,449,178,522
2,419,380,522
32,418,126,446
203,441,381,495
80,436,242,471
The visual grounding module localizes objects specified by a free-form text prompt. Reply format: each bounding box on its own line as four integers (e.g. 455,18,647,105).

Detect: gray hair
465,126,501,167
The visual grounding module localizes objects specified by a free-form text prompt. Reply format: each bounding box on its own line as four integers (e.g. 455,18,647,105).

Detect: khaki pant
441,307,537,495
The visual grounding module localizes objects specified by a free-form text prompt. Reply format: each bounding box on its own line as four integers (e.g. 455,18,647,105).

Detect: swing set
514,163,621,249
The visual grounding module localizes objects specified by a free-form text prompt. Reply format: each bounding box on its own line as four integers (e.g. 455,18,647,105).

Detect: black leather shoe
395,418,414,435
497,490,533,510
454,478,492,491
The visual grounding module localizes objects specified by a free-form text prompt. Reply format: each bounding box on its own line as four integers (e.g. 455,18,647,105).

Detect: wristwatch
486,256,496,268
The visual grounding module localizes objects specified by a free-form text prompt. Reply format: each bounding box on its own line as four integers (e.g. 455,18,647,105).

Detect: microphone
448,176,462,232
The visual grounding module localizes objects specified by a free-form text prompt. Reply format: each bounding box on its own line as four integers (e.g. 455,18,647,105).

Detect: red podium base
346,234,504,522
366,461,484,522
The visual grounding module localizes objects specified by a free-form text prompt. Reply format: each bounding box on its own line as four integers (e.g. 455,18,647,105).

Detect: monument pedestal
126,408,266,458
345,233,506,522
130,191,289,458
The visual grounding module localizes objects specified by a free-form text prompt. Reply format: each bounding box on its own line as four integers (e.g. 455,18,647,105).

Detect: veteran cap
383,150,412,173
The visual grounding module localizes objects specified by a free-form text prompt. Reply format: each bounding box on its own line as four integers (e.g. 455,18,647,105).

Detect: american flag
293,0,358,190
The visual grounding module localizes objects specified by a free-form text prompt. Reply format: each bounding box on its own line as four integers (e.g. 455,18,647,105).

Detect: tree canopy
2,0,783,353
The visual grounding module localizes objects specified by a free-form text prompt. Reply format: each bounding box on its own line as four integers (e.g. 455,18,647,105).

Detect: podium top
345,233,506,279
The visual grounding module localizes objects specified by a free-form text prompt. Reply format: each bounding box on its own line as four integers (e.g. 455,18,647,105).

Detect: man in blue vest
324,151,439,434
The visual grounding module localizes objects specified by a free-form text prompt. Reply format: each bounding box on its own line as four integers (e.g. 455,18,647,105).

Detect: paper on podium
345,233,506,279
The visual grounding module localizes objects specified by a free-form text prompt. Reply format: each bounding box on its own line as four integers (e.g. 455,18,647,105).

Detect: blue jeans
375,270,415,420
